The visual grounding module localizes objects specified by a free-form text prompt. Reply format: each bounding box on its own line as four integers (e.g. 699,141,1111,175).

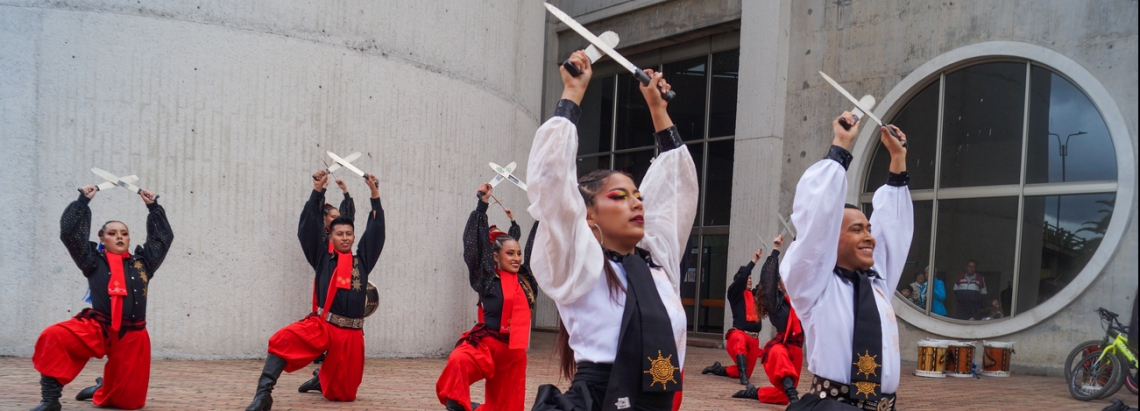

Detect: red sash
312,241,354,317
105,251,131,332
498,269,531,350
744,289,759,322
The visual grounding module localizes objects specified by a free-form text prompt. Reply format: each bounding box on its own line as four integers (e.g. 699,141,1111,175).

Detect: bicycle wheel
1065,340,1103,383
1126,367,1137,394
1069,351,1121,400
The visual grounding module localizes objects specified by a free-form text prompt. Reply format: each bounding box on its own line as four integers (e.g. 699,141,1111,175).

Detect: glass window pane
1017,193,1114,314
939,62,1026,188
687,142,704,226
680,235,698,331
664,56,708,141
613,149,655,186
614,73,656,150
703,140,734,226
575,155,611,179
866,80,940,191
577,76,615,155
1025,66,1117,184
708,49,739,138
698,234,729,333
934,197,1019,321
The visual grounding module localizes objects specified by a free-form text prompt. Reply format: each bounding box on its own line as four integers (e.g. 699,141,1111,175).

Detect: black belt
808,376,896,411
324,312,364,329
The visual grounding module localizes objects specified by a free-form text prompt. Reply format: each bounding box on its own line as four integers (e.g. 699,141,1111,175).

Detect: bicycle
1065,308,1128,383
1068,308,1138,400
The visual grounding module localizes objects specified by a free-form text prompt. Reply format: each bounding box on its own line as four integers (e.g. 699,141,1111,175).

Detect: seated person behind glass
908,271,925,305
980,299,1004,320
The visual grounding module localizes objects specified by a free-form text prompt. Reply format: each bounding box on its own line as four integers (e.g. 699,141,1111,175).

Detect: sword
325,152,361,174
88,168,158,200
819,71,907,147
562,30,620,77
327,151,366,178
778,213,796,241
545,3,675,101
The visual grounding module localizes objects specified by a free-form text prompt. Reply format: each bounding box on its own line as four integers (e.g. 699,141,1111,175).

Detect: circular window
848,42,1134,339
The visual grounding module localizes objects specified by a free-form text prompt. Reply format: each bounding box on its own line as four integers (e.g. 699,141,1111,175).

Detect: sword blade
819,71,885,126
778,213,796,238
327,151,365,177
544,3,640,76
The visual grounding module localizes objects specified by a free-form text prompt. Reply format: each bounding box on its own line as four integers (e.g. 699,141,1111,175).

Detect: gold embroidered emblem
133,261,148,283
853,350,880,378
352,258,361,279
352,279,362,291
142,286,148,298
644,350,679,389
852,381,879,399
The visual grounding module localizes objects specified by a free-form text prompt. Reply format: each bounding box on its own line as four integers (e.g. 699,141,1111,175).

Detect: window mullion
925,74,947,317
1010,62,1033,317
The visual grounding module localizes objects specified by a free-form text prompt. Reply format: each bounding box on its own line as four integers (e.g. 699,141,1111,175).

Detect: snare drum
981,341,1014,377
916,339,949,377
946,341,976,377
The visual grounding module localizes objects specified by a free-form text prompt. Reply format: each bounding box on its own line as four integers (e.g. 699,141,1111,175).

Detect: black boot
298,368,321,393
445,399,465,411
731,384,758,399
702,361,728,376
783,376,799,403
245,354,287,411
736,354,750,385
30,375,63,411
74,377,102,401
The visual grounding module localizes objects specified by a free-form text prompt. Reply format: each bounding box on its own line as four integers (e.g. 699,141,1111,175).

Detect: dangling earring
592,223,604,247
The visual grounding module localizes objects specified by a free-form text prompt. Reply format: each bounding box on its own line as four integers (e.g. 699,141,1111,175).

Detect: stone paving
1,331,1135,410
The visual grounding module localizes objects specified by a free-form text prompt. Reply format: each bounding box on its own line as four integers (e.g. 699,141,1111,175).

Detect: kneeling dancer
245,170,385,410
529,50,697,411
435,183,538,411
732,235,804,404
702,247,767,386
782,113,912,411
30,186,172,411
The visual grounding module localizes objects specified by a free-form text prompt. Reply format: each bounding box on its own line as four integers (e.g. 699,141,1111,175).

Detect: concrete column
723,0,792,339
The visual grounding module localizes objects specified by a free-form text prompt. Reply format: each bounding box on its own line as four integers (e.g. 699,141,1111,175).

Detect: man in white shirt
781,112,913,411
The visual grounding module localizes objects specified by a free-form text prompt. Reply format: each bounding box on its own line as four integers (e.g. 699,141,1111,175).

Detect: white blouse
526,116,698,367
780,157,913,394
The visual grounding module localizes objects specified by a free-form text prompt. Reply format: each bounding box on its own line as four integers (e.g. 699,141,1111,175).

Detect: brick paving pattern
1,332,1135,410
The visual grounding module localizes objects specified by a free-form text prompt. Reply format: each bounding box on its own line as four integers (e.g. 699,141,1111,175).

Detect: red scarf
105,251,131,332
498,269,531,350
782,295,802,343
744,289,759,322
312,241,354,315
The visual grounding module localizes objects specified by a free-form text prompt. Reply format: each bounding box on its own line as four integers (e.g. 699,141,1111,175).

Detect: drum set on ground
916,340,1015,378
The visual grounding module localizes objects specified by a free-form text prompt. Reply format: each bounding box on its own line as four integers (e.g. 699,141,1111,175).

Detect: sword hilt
838,116,908,148
562,59,581,77
632,69,675,101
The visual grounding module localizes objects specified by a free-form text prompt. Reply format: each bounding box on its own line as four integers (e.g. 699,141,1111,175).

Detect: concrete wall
0,0,545,359
778,0,1137,374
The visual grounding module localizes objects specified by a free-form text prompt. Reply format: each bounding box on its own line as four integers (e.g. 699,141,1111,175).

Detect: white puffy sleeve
526,113,604,305
870,173,914,293
637,128,699,293
781,146,850,313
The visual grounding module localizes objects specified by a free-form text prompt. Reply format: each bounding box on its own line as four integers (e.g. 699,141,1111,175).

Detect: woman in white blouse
528,51,699,411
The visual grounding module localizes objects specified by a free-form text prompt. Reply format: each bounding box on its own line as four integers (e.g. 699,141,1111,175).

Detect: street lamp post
1047,131,1087,227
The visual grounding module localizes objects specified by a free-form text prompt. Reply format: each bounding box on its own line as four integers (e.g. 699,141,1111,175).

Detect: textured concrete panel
0,1,544,359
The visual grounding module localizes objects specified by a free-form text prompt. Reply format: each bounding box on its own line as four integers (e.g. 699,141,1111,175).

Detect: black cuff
476,198,489,213
771,249,781,258
654,126,683,152
146,202,159,210
887,171,910,187
78,194,92,205
825,145,853,170
343,193,352,199
554,99,581,125
370,197,382,210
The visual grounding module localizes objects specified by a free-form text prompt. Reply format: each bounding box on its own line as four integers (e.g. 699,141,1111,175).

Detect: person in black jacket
702,245,767,387
30,186,172,411
435,182,538,411
245,170,385,411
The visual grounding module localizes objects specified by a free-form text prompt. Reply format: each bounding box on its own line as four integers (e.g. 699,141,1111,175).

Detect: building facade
538,0,1137,375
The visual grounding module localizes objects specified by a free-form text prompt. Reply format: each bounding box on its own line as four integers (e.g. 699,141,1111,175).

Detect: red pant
436,331,527,411
671,370,683,411
756,343,803,405
724,329,762,379
32,317,150,410
267,315,364,402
